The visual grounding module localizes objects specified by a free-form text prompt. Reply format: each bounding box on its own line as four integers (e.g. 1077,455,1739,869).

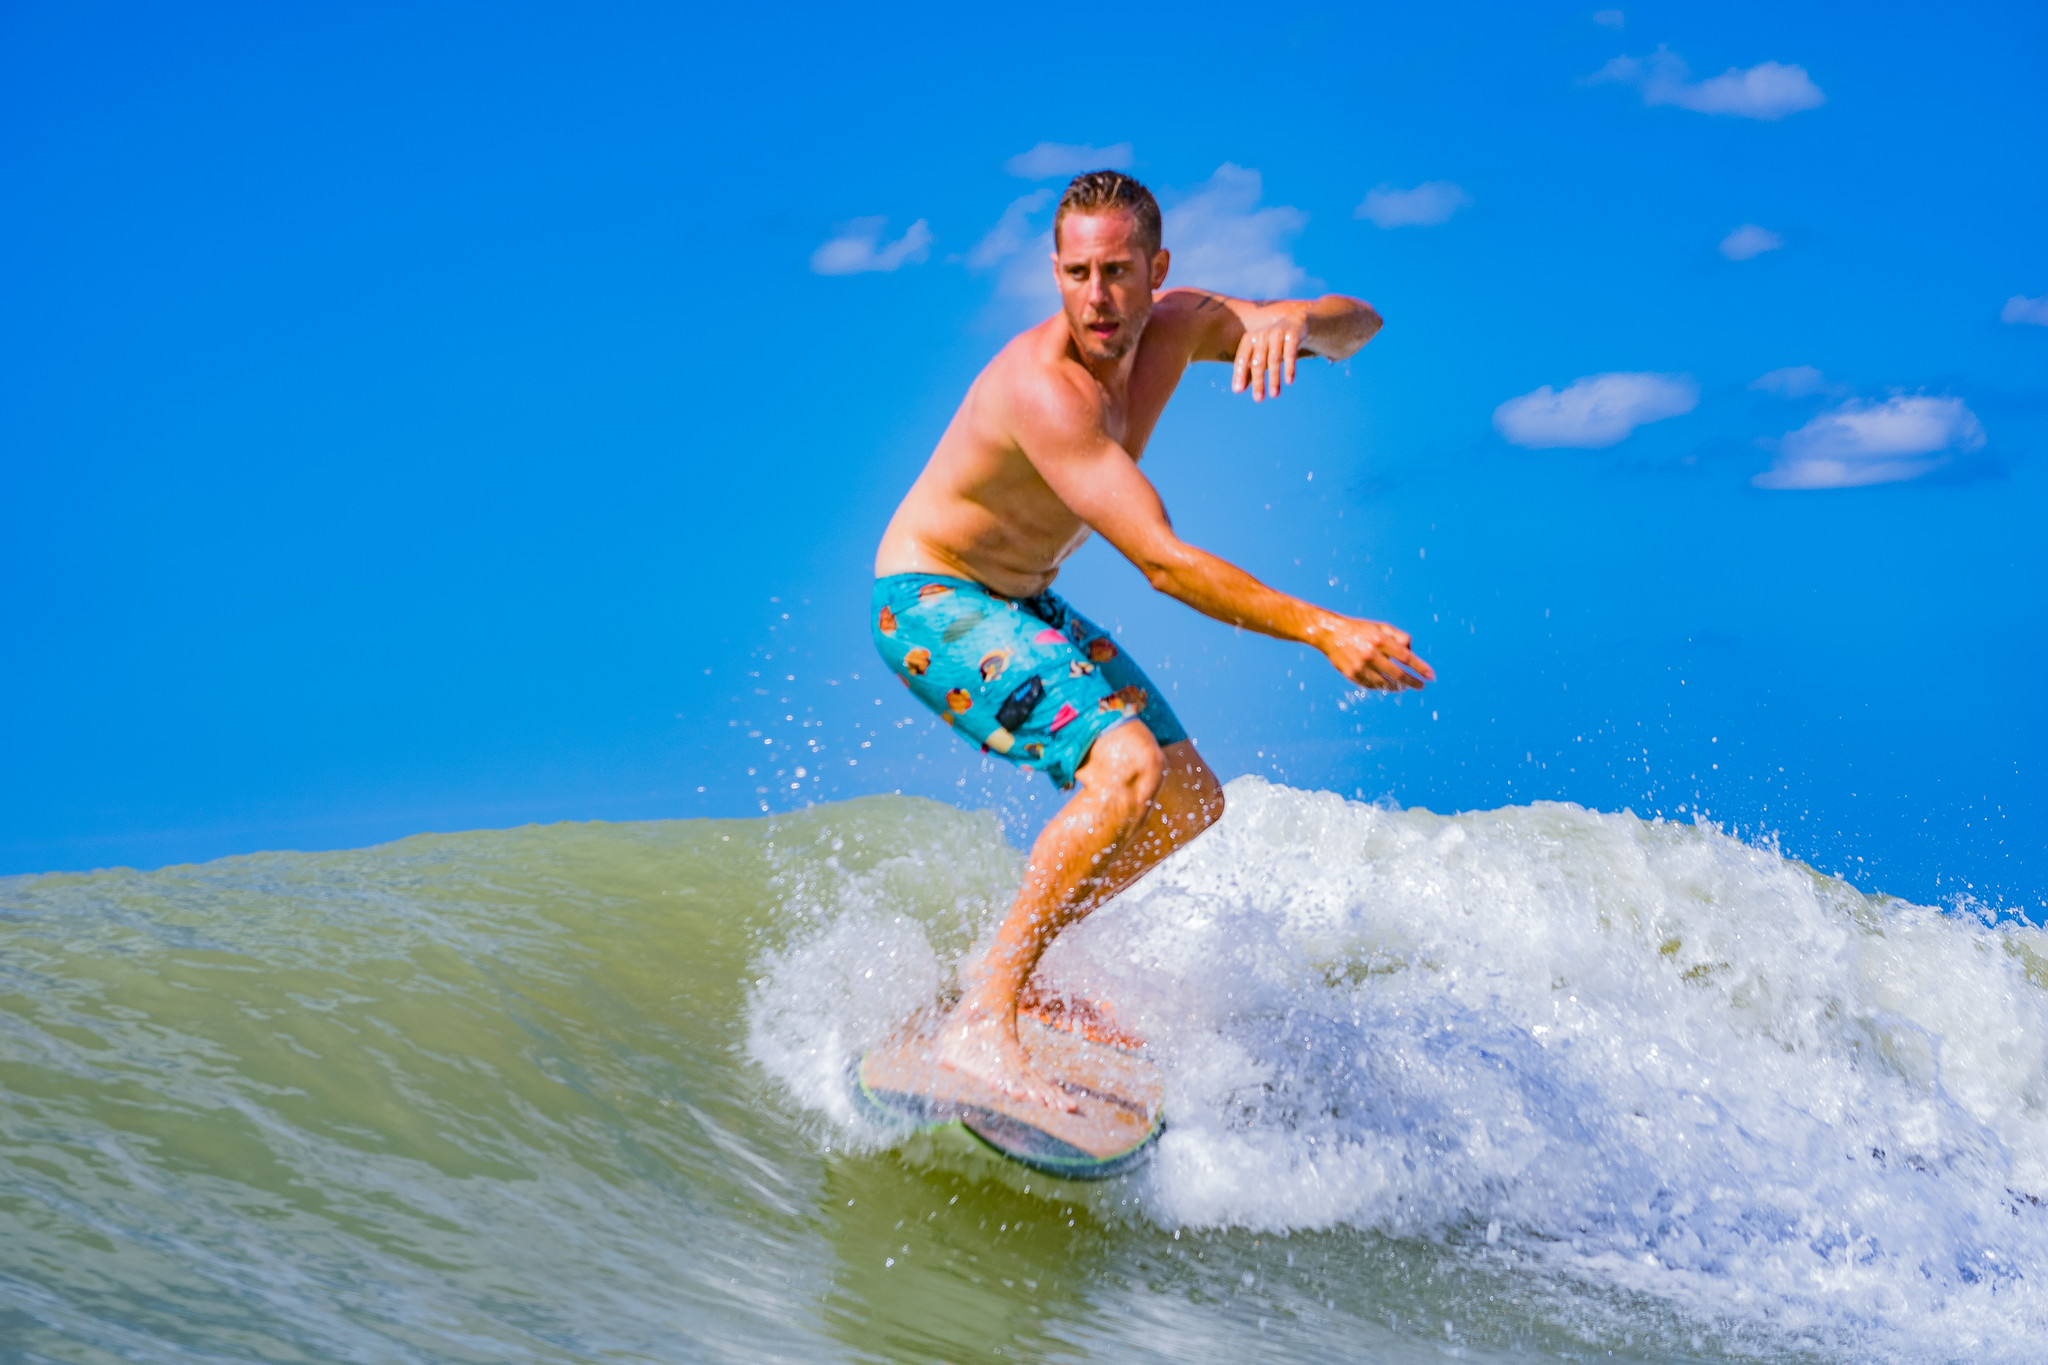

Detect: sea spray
744,800,1018,1129
750,778,2048,1359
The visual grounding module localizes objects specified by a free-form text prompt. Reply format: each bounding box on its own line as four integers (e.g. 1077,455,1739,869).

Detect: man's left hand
1231,305,1311,403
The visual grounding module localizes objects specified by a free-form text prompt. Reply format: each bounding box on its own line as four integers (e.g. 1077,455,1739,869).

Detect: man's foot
933,1007,1081,1114
1019,981,1146,1051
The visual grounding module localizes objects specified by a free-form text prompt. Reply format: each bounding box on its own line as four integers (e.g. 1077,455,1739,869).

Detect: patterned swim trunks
872,573,1188,789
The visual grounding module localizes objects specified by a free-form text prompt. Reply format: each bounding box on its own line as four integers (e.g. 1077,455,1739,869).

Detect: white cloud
1594,46,1825,120
1750,365,1831,398
2002,294,2048,326
1720,223,1784,261
1592,9,1625,28
1355,181,1471,229
961,191,1059,313
1162,163,1310,298
1005,141,1134,180
1754,394,1984,490
966,163,1312,317
967,190,1053,269
1494,372,1698,449
992,239,1058,313
810,217,933,275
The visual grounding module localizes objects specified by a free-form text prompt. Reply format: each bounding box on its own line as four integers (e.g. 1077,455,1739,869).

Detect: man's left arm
1165,290,1383,402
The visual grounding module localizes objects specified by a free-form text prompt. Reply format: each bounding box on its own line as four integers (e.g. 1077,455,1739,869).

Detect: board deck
854,1011,1164,1179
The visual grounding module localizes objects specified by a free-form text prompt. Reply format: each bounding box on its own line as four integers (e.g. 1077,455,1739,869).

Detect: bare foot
933,1008,1081,1114
1019,982,1145,1051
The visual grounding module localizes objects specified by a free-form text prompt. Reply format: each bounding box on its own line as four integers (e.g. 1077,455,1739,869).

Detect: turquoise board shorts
872,574,1188,789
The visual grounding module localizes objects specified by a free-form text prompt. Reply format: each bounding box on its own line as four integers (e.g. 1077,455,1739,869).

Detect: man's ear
1150,248,1171,290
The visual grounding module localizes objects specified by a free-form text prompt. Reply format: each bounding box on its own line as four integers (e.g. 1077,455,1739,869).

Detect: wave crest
751,778,2048,1355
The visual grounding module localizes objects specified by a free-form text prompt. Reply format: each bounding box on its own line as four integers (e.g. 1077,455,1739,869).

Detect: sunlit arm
1013,377,1430,691
1123,518,1429,692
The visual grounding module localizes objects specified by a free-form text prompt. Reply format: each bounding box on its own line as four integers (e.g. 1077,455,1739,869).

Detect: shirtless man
872,170,1432,1111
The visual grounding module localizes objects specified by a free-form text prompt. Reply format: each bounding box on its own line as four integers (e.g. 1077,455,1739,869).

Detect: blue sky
3,1,2042,912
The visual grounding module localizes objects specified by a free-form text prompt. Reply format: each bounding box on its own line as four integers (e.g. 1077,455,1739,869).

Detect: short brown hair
1054,170,1162,256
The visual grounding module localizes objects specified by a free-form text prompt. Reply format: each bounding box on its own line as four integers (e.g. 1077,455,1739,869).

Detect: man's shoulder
1141,289,1225,347
1149,288,1226,321
982,321,1104,430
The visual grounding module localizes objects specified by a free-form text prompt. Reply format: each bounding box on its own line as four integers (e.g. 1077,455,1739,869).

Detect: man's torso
875,295,1208,597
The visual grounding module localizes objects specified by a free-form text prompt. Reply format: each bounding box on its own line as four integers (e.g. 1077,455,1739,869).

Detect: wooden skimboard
853,1010,1164,1180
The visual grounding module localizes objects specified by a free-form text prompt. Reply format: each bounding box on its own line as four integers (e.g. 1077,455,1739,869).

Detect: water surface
5,781,2045,1361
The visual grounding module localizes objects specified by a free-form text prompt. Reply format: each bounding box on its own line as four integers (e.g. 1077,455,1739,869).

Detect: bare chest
1095,349,1187,461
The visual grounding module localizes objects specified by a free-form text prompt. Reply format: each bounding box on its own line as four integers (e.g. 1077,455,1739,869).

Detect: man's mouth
1087,320,1120,339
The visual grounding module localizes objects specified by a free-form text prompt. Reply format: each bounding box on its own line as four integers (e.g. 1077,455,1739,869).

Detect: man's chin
1064,315,1132,360
1078,332,1131,362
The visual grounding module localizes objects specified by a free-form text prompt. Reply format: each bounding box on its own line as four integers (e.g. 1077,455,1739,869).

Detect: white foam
750,779,2048,1358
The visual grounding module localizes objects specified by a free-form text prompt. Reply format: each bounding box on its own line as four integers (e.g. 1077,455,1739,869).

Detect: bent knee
1083,722,1165,810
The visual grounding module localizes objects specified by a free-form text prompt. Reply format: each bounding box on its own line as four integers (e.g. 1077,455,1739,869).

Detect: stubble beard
1089,332,1133,363
1068,308,1145,365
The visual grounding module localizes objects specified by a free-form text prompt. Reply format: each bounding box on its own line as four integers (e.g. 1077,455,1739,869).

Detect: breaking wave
751,778,2048,1360
4,783,2043,1362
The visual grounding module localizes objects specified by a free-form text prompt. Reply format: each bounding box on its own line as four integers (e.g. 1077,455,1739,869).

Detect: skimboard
853,1006,1164,1180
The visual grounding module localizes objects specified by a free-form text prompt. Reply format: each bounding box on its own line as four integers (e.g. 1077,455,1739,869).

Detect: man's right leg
1009,739,1224,1046
937,729,1227,1111
935,721,1166,1112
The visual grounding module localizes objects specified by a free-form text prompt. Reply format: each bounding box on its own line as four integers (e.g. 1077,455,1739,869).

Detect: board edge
849,1052,1164,1181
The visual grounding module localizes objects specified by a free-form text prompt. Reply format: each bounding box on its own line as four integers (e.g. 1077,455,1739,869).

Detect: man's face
1053,211,1170,364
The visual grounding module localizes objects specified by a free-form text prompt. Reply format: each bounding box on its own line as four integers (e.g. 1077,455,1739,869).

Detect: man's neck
1064,324,1145,397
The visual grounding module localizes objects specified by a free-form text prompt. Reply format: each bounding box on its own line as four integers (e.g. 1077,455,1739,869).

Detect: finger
1387,643,1435,682
1232,333,1252,393
1282,329,1298,390
1367,648,1422,690
1341,648,1396,690
1267,333,1282,399
1354,658,1395,690
1250,333,1269,402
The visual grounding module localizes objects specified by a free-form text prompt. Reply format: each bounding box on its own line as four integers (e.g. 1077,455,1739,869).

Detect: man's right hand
1310,615,1434,691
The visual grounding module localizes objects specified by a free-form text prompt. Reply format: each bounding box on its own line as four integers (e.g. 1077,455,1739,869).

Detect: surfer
873,170,1432,1112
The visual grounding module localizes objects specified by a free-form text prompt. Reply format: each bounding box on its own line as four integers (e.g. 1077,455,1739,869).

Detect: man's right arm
1012,374,1432,691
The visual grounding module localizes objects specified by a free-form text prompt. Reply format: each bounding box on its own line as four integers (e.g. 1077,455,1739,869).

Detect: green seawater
4,791,2045,1362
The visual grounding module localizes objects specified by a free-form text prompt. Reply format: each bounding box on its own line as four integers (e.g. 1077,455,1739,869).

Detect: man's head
1052,171,1168,364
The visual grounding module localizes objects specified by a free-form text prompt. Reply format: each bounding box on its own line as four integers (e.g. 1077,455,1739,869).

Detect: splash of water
4,786,2043,1363
751,778,2048,1359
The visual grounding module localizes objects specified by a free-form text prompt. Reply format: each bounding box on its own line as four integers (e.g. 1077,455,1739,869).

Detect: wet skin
876,209,1433,1111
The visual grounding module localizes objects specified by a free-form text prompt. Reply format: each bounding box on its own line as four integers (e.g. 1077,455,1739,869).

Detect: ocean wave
751,778,2048,1359
3,787,2043,1362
